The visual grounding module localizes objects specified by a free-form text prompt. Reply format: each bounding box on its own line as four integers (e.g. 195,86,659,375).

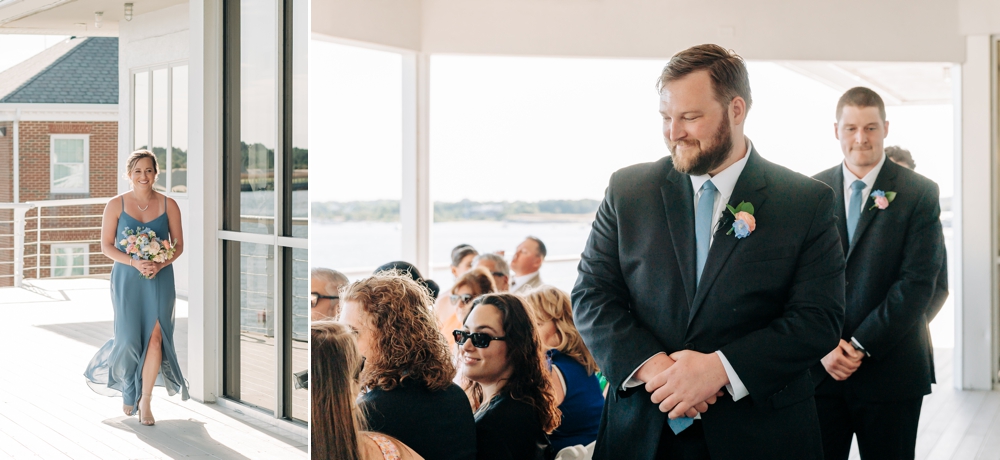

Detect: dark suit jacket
812,158,947,401
572,149,845,460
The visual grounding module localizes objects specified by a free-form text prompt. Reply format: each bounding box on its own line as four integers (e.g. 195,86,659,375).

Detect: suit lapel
830,167,850,256
688,149,769,327
846,160,897,260
661,165,697,310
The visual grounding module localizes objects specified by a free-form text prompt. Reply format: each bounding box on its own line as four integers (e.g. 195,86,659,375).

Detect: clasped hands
132,259,164,278
641,351,729,419
821,339,864,381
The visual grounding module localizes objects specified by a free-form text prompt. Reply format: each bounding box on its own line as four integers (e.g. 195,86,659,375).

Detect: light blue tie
668,181,717,435
847,180,866,244
695,180,718,286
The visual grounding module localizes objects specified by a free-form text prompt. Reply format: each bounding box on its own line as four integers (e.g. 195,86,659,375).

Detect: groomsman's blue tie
696,180,718,285
847,180,866,244
667,180,718,435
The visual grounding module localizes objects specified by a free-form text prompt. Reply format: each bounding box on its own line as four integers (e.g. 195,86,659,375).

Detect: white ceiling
778,61,953,105
0,0,184,35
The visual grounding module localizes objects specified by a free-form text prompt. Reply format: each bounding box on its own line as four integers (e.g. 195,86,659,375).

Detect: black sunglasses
453,329,506,348
311,292,338,307
450,293,474,305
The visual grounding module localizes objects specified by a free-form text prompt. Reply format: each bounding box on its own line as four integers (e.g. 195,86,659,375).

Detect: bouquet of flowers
119,226,176,279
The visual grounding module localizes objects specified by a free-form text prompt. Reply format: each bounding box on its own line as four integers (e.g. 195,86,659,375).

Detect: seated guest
434,245,480,327
311,320,424,460
472,253,511,292
524,286,603,454
457,293,560,460
311,268,348,321
374,260,440,300
339,273,477,460
441,267,497,348
885,145,916,170
510,236,546,293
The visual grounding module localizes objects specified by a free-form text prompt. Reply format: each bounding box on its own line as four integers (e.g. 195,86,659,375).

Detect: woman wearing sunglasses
524,286,604,455
339,272,477,460
440,267,496,349
311,320,423,460
456,293,560,460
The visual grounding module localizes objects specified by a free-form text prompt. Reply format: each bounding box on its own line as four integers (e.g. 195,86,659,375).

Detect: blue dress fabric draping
84,196,190,410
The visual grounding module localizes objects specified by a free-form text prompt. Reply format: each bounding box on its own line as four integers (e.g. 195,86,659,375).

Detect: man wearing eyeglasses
311,268,348,321
473,253,512,292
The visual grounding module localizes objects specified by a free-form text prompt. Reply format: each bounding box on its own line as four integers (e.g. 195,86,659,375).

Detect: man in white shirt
509,236,545,293
573,44,844,460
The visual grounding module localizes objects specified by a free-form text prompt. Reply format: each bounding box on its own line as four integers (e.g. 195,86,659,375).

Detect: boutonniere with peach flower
869,190,896,210
725,201,756,239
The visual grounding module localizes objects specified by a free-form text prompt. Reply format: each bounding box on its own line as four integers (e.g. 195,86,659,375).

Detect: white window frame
50,134,90,194
131,60,190,196
50,243,90,277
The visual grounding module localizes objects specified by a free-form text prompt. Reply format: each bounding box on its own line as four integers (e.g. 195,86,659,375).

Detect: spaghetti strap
120,195,124,208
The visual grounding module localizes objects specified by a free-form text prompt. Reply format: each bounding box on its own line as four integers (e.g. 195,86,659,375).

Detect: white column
954,34,996,391
400,53,432,275
187,0,224,403
12,205,29,288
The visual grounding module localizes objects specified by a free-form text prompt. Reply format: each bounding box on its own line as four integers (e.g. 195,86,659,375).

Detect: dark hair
462,293,561,433
311,321,364,460
451,244,479,268
525,236,547,258
836,87,886,122
341,272,457,392
657,44,752,112
374,260,439,300
885,145,915,170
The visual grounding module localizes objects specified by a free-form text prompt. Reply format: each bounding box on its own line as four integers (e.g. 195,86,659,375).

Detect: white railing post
12,205,30,288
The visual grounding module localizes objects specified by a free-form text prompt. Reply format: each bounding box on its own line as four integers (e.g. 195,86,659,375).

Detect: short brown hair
123,149,159,180
885,145,916,170
452,266,497,299
657,44,753,112
836,87,886,122
340,271,456,392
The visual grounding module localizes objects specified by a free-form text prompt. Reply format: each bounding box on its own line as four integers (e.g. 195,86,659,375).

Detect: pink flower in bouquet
126,244,136,254
162,240,171,250
874,196,889,209
127,235,137,244
734,211,756,232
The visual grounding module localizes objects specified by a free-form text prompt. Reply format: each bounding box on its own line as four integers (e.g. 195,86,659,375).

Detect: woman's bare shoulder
358,432,424,460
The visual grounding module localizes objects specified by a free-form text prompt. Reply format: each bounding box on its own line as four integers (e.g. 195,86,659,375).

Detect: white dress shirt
841,154,886,355
622,138,754,403
842,154,887,220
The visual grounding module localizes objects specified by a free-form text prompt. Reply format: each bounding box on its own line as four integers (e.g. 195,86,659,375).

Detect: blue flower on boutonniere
725,201,756,239
868,190,896,210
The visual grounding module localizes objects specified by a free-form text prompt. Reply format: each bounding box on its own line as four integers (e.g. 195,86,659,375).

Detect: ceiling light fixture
124,3,133,21
94,11,102,28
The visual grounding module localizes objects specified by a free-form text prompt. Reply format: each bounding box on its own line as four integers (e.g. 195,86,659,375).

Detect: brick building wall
0,120,119,286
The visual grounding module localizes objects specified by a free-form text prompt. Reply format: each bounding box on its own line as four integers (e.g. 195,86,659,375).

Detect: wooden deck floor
0,279,306,459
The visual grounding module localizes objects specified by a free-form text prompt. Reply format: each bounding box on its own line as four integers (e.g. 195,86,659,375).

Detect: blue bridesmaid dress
84,195,190,411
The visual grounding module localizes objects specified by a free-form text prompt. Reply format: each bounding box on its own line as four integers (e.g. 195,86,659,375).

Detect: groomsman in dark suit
812,87,947,460
572,44,845,460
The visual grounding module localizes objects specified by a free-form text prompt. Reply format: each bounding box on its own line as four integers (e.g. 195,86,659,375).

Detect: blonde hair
340,271,457,392
123,149,159,181
524,285,599,375
311,321,364,460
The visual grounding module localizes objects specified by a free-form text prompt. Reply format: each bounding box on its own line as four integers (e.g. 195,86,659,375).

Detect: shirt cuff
622,352,666,390
850,337,870,357
715,350,749,401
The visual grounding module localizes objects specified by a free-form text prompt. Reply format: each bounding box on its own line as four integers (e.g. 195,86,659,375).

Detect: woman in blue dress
85,149,190,426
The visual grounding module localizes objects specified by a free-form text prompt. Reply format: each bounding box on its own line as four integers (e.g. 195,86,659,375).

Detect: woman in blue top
525,286,604,454
86,150,190,426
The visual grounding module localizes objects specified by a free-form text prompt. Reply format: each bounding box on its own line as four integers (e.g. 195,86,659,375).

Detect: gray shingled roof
0,37,118,104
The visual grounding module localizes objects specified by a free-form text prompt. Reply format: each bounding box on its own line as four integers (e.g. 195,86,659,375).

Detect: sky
0,35,68,74
309,40,954,204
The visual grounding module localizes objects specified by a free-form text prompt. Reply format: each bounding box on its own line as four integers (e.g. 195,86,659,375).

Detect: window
51,244,89,277
50,135,89,193
132,63,189,194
